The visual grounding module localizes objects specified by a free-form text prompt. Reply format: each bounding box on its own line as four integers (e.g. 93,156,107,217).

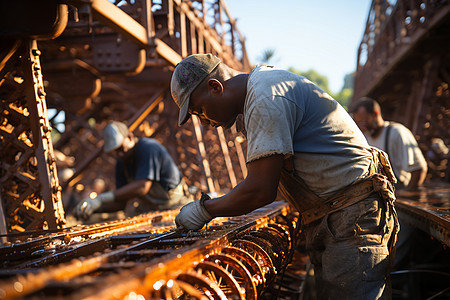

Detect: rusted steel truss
352,0,450,183
354,0,450,99
0,40,66,232
0,201,306,299
0,0,252,234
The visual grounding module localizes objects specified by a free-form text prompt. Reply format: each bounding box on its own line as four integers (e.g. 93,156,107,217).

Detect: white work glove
175,199,212,231
74,191,115,220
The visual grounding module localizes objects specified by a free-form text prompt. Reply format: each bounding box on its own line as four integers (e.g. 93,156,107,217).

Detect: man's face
352,106,378,136
188,82,237,129
112,136,134,159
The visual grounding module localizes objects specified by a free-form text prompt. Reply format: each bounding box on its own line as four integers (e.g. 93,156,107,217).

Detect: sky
224,0,372,93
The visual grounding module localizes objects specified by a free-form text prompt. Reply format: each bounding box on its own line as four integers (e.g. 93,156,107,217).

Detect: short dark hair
350,97,381,115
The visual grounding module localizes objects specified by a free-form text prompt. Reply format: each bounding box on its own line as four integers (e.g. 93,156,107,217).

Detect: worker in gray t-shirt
169,54,398,299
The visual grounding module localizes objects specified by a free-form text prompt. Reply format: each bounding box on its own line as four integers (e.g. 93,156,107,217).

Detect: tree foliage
258,48,277,65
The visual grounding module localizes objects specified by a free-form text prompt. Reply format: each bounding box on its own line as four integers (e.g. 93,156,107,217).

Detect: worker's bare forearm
204,154,283,217
204,181,276,217
114,179,152,202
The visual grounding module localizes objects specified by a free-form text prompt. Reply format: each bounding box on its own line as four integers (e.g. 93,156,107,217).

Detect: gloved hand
175,197,212,231
74,191,115,220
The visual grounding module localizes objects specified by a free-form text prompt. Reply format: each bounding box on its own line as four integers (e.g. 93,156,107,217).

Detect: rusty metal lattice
0,0,252,235
0,201,307,300
352,0,450,183
0,40,66,232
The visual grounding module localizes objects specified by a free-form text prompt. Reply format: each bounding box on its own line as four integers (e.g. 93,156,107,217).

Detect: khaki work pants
302,193,397,300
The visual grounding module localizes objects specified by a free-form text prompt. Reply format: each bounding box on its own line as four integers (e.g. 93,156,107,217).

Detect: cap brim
178,96,191,126
104,135,124,152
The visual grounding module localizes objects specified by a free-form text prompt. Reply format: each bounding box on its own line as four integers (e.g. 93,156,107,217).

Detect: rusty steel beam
23,40,66,229
154,38,182,66
65,0,250,69
46,0,251,197
0,201,305,299
216,126,237,187
395,182,450,247
69,0,149,48
351,0,450,185
354,0,450,100
0,41,66,233
1,0,251,249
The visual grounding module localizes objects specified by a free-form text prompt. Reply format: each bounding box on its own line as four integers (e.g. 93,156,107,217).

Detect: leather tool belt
278,147,397,225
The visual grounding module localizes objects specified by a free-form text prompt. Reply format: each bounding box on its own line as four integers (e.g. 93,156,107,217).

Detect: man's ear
207,78,223,96
126,132,135,146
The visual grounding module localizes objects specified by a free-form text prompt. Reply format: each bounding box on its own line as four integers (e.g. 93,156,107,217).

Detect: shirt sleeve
389,125,427,173
245,95,299,162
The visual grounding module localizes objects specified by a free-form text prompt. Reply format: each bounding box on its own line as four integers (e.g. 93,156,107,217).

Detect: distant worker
74,121,192,220
351,97,429,273
351,97,428,190
170,54,398,299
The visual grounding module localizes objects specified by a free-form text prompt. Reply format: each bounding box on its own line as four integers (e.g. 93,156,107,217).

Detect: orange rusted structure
353,2,450,298
353,0,450,182
1,0,251,234
1,0,449,298
352,0,450,245
0,202,306,299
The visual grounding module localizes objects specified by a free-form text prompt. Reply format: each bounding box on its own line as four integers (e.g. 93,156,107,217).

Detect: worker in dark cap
170,53,399,299
74,121,193,220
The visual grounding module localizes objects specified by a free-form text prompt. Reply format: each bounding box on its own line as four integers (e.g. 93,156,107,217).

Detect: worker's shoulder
386,121,412,133
386,121,418,142
249,66,299,88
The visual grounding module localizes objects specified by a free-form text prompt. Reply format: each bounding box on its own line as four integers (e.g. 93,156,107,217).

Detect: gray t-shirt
364,121,427,186
244,66,372,196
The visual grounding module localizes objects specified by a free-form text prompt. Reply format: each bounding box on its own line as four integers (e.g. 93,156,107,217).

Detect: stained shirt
364,121,427,186
116,138,181,192
244,66,372,196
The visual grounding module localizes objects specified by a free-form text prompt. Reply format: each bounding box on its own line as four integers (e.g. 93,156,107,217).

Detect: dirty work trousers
302,192,397,300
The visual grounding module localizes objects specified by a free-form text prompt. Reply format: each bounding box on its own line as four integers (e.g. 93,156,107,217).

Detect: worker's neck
226,73,249,114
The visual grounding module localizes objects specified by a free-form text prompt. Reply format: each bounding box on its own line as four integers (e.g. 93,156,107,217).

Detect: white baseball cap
103,121,129,152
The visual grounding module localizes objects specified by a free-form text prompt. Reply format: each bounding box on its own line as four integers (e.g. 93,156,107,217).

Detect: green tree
335,72,355,109
334,88,353,110
342,72,354,90
288,67,333,96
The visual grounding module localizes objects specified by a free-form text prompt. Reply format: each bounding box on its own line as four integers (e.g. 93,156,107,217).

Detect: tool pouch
278,147,398,227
